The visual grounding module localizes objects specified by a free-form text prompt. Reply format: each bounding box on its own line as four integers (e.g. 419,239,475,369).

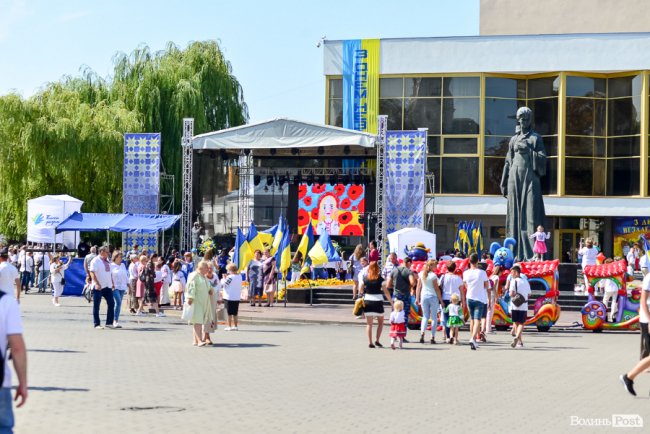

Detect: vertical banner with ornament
122,133,161,253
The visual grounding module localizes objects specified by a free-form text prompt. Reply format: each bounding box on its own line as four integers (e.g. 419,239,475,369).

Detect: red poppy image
339,211,352,225
340,198,351,209
311,208,319,221
298,184,307,199
303,196,312,207
334,184,346,196
298,209,310,228
312,184,326,194
357,199,365,214
348,185,363,200
342,225,363,236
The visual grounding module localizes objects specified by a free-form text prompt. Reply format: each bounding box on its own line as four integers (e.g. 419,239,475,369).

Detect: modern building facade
323,31,650,259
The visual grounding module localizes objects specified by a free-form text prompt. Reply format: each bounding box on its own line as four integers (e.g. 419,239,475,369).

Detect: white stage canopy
192,118,376,151
387,228,437,260
27,195,83,248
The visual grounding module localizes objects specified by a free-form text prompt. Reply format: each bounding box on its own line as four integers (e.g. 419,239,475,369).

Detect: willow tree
0,82,142,238
111,41,249,207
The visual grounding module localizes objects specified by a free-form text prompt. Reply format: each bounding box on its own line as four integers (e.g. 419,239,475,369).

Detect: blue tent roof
56,212,180,234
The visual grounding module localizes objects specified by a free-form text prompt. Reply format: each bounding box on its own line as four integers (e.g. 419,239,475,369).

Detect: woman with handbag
359,262,393,348
509,265,531,348
110,251,129,328
350,244,364,299
50,255,71,307
185,260,215,346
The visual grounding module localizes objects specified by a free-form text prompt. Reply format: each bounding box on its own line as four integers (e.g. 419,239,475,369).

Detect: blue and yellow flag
271,215,286,255
260,224,277,248
308,231,341,266
247,222,265,254
275,227,292,280
473,221,484,254
295,221,314,266
233,227,253,272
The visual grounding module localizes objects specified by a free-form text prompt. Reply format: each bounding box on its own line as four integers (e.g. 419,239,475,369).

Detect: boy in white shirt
221,263,243,331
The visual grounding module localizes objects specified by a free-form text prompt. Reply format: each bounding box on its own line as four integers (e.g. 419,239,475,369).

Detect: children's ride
581,260,639,331
491,260,561,332
489,238,516,269
404,242,430,262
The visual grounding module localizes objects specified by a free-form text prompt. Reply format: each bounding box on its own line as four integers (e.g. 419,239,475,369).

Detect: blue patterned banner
385,131,427,234
123,133,160,252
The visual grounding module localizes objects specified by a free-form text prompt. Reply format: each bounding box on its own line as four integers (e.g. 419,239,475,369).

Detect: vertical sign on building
342,39,380,134
123,133,161,252
384,130,427,233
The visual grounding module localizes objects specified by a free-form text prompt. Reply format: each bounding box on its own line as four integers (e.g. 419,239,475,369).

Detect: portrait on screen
297,183,365,236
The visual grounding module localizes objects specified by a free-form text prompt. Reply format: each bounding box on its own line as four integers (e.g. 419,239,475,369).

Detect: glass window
379,78,403,98
484,157,505,195
566,98,596,136
405,77,441,97
608,158,639,196
527,76,559,98
608,75,642,98
566,76,606,98
442,77,479,97
379,99,402,130
543,136,559,157
484,136,511,157
541,157,558,195
565,158,606,196
485,98,524,136
427,157,440,193
442,98,480,134
328,99,343,127
608,97,641,136
608,136,640,158
529,98,558,136
565,136,606,157
329,79,343,98
427,136,440,155
441,157,478,194
485,77,525,98
443,138,477,154
403,98,441,133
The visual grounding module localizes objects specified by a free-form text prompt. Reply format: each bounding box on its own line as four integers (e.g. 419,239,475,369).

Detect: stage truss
238,151,254,232
425,173,435,234
375,115,388,268
180,118,194,252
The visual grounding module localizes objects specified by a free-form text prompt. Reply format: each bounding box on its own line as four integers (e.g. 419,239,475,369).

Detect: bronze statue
500,107,547,261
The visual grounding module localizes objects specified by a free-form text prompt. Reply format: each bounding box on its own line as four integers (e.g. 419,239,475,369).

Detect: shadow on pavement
208,343,279,348
29,349,85,353
25,386,89,392
234,330,291,333
118,327,173,332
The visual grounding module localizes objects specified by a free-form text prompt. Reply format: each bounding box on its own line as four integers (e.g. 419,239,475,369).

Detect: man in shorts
388,257,417,343
463,253,489,350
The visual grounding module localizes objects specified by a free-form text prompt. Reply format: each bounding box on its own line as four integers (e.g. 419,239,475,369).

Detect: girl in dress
445,293,464,345
389,300,407,349
170,260,186,310
529,225,551,261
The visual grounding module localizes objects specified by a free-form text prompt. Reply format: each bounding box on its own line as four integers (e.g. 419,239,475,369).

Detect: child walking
445,293,464,345
221,263,243,331
529,225,551,261
389,300,407,349
170,260,186,310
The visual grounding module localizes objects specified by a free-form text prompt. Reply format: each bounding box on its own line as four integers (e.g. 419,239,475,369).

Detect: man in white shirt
18,251,34,294
509,266,531,348
36,251,51,293
0,249,20,302
619,271,650,396
89,247,115,329
0,252,28,432
381,253,398,280
463,253,489,350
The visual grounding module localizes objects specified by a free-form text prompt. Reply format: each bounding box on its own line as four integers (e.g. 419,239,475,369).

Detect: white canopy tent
387,227,437,259
192,118,377,152
27,195,83,248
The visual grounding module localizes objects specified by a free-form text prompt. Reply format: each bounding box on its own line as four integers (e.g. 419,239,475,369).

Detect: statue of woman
500,106,547,261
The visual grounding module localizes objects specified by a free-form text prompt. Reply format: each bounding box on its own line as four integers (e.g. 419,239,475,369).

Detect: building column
640,72,648,197
557,72,567,196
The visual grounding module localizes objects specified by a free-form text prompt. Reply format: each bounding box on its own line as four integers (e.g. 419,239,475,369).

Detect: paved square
13,294,650,433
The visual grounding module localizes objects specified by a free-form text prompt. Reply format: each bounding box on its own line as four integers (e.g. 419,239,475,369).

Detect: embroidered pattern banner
342,39,379,134
385,131,427,234
123,133,161,252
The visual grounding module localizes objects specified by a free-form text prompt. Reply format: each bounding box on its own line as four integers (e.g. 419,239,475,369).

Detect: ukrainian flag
295,221,314,266
260,224,277,248
233,227,253,272
275,228,292,281
308,231,341,266
473,221,484,254
271,215,287,255
247,222,265,254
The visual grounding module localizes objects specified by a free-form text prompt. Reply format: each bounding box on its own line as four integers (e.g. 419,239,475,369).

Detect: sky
0,0,479,125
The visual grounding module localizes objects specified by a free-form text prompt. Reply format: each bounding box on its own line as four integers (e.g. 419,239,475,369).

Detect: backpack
0,291,7,386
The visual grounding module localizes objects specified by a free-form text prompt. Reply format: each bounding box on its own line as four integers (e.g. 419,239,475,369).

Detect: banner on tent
384,130,427,234
342,39,380,134
123,133,161,252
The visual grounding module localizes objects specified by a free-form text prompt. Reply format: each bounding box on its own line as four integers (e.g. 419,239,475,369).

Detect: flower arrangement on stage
199,239,216,256
287,278,354,289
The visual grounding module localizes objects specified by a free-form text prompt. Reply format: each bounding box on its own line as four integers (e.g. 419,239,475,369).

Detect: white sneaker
157,312,166,317
136,311,145,316
95,325,104,330
232,326,238,331
113,322,122,329
224,327,231,331
54,303,61,307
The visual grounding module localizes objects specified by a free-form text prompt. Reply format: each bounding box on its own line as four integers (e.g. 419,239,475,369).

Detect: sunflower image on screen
297,183,364,236
316,193,340,236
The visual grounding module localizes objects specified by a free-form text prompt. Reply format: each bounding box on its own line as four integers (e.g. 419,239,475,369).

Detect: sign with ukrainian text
613,217,650,258
342,39,379,134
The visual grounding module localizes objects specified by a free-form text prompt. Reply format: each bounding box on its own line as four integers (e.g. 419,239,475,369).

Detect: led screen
297,183,365,236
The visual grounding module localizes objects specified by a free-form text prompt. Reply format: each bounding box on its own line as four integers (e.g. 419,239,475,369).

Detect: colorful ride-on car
581,260,639,332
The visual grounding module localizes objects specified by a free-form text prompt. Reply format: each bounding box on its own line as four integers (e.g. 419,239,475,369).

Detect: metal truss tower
375,115,388,268
180,118,194,252
238,151,254,232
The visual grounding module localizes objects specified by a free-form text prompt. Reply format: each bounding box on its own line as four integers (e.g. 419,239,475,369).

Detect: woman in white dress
50,255,71,307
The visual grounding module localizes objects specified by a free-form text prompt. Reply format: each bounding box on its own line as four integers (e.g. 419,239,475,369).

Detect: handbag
352,297,365,316
82,283,93,303
60,277,66,285
181,302,194,321
511,280,526,307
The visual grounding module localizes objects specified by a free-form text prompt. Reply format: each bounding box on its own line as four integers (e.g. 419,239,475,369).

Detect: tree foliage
0,41,248,239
